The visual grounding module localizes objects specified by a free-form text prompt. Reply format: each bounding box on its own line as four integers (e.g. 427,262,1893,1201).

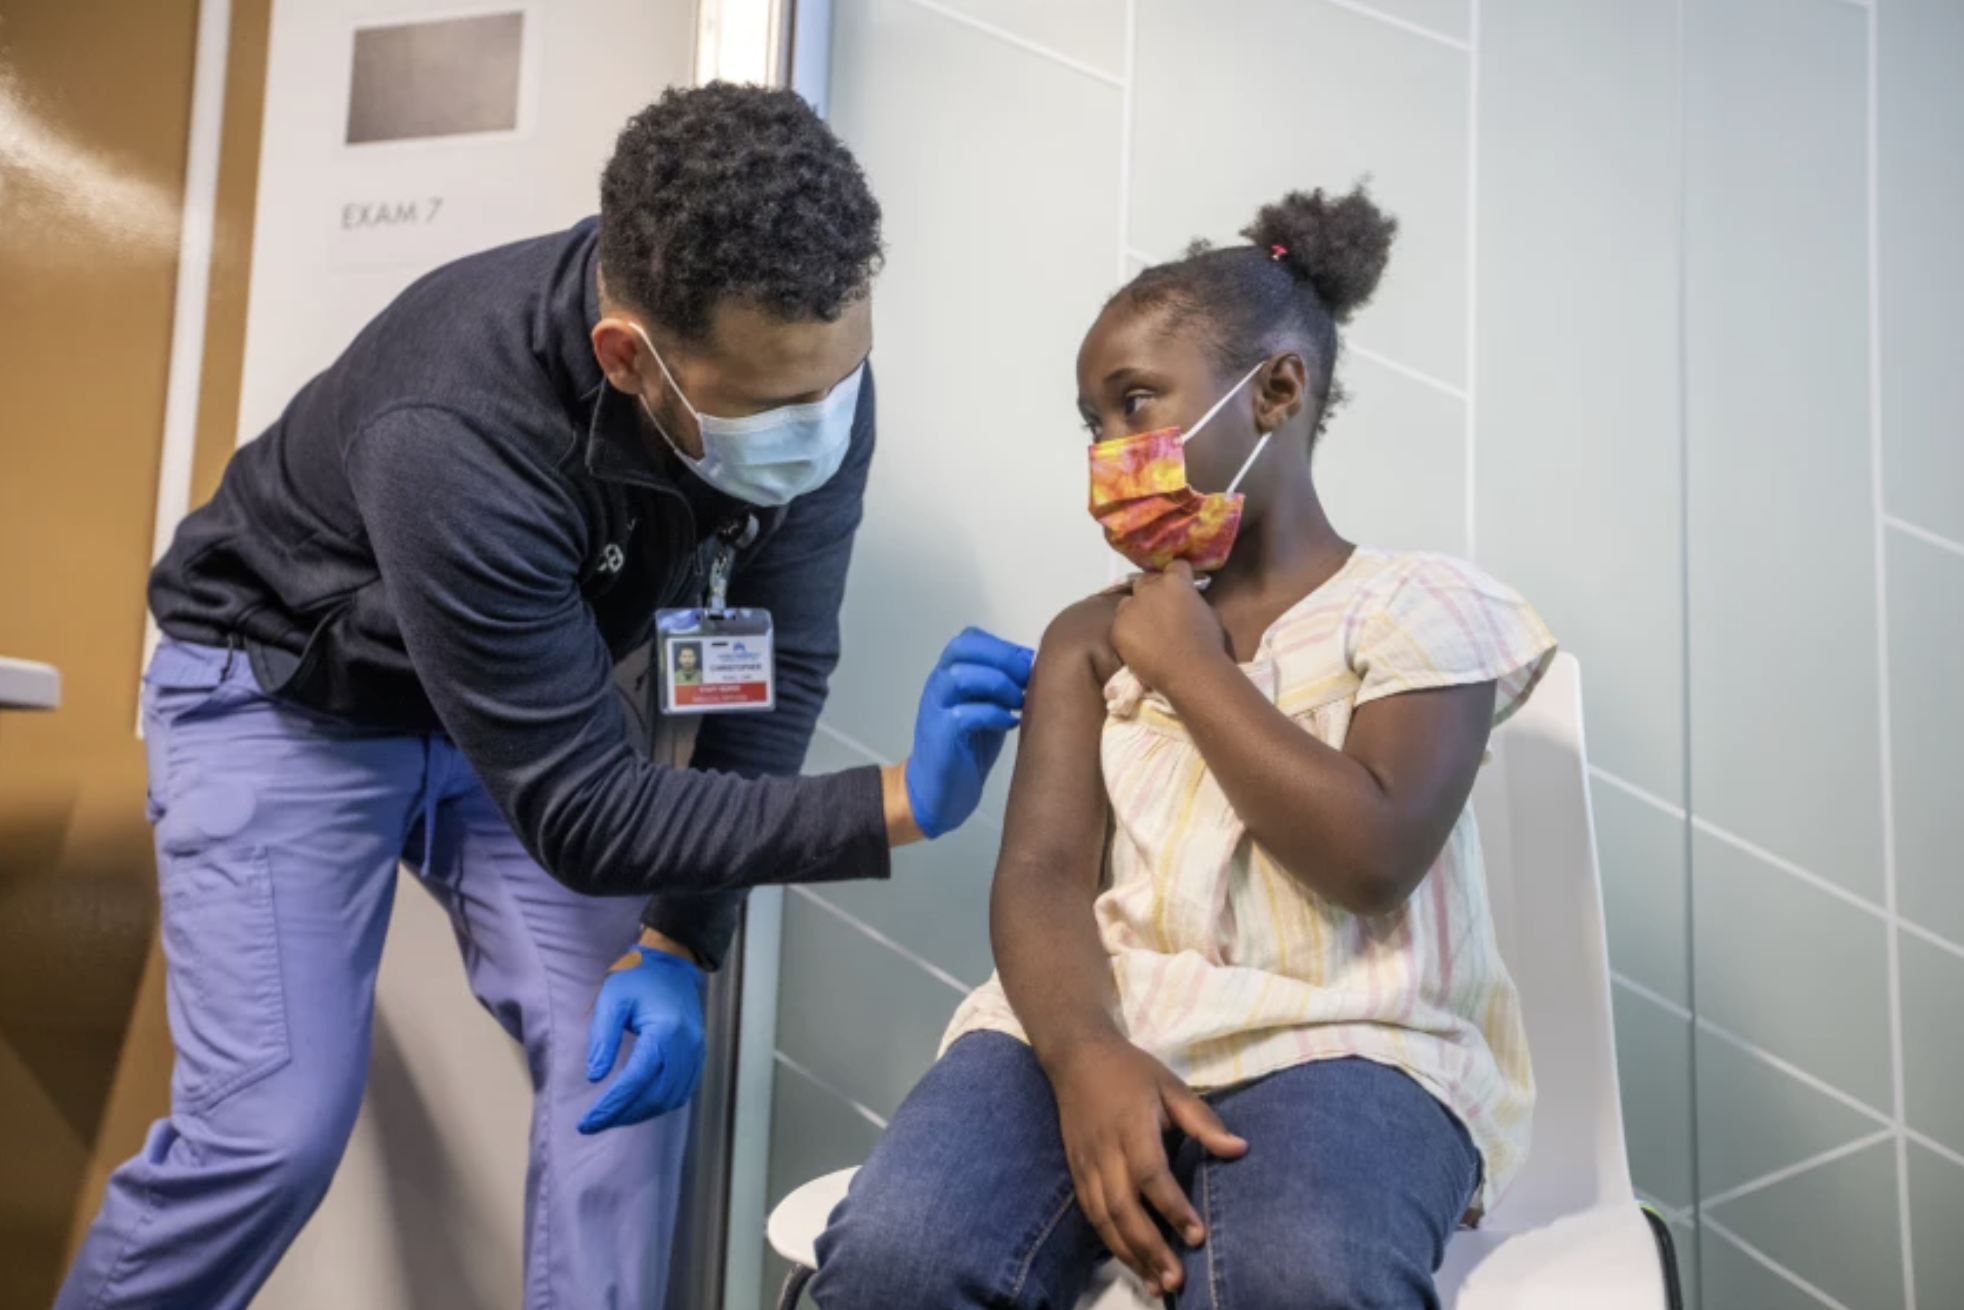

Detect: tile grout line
1588,764,1688,821
1317,0,1471,51
1617,979,1964,1255
790,884,973,998
1636,1190,1693,1230
1609,970,1691,1022
1864,1,1917,1300
1885,513,1964,561
1697,1128,1896,1214
1116,0,1135,289
813,719,1003,829
1698,1018,1897,1133
1900,917,1964,965
814,718,893,767
1345,341,1470,400
893,0,1126,89
1908,1129,1964,1175
1689,816,1886,923
1462,0,1480,561
1703,1218,1859,1310
773,1050,891,1131
1590,763,1964,962
1612,974,1895,1131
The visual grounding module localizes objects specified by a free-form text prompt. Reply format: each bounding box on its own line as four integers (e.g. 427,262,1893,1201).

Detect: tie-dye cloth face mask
1088,360,1271,573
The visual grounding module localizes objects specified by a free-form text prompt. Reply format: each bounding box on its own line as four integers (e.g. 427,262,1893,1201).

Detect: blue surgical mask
630,323,862,507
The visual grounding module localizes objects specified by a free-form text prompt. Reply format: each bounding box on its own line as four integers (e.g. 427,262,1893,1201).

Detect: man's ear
592,317,652,395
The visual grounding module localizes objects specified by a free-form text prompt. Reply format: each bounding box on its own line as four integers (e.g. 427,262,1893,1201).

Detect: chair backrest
1469,653,1633,1224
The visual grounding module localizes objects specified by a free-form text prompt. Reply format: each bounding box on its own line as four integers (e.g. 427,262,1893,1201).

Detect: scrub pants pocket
159,844,291,1116
145,641,294,1115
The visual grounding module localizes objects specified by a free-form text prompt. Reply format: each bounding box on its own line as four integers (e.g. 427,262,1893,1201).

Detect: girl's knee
809,1204,969,1310
809,1161,1023,1310
1228,1238,1434,1310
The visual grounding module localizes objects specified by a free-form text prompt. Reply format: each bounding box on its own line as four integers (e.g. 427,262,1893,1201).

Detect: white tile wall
758,4,1964,1307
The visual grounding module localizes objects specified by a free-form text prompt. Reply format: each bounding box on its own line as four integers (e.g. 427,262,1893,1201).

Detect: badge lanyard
655,516,776,717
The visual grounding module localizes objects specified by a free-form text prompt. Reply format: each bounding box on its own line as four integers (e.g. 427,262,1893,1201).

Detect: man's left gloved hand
579,944,707,1134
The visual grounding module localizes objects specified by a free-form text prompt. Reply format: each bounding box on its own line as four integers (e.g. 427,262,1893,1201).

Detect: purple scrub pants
56,639,685,1310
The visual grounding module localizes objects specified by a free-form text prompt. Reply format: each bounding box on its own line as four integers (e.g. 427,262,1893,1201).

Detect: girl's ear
1254,351,1310,433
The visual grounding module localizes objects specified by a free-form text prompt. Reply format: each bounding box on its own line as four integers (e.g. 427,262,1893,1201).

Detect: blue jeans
812,1032,1480,1310
57,640,688,1310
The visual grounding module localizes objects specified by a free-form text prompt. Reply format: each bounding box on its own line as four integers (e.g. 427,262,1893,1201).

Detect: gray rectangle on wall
347,12,525,145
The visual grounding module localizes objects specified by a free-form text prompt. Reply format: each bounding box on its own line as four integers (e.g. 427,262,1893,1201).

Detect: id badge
655,606,776,716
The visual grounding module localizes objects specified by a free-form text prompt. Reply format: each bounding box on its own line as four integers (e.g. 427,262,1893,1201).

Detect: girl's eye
1122,391,1153,418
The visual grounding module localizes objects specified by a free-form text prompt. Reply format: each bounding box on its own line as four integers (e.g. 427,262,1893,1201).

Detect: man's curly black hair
599,82,884,341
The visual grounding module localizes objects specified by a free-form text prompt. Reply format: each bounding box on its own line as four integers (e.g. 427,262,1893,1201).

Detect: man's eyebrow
756,354,872,408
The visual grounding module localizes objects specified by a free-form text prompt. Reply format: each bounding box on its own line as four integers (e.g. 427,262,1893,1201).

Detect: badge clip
655,515,772,716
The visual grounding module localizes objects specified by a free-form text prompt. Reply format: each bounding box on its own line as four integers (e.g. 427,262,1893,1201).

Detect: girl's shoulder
1039,590,1127,688
1338,547,1556,722
1342,547,1534,608
1258,547,1516,649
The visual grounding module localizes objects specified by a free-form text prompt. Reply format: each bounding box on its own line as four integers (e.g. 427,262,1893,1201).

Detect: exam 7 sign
329,189,529,271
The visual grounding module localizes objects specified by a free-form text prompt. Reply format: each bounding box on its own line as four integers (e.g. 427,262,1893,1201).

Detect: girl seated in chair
813,185,1555,1310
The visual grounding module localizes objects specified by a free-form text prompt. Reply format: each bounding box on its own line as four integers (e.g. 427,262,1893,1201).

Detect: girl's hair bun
1241,183,1397,323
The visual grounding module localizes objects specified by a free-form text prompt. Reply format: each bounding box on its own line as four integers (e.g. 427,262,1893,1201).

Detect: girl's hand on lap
1110,561,1232,695
1049,1033,1248,1296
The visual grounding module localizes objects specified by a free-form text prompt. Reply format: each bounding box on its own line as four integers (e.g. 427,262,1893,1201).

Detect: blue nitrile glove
904,627,1036,839
579,946,707,1135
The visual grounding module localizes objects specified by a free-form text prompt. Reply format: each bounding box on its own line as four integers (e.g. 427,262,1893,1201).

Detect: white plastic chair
768,654,1680,1309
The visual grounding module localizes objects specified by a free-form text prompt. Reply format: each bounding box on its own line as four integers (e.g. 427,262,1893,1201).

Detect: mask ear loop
1223,428,1274,497
1188,426,1271,593
1185,357,1275,496
629,322,701,422
1179,359,1267,446
1180,359,1270,592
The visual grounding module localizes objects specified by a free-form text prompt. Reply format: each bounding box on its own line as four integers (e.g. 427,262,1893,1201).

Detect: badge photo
656,608,776,716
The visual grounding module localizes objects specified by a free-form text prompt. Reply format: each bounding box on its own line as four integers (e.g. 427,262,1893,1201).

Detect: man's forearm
881,763,926,847
632,762,923,969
